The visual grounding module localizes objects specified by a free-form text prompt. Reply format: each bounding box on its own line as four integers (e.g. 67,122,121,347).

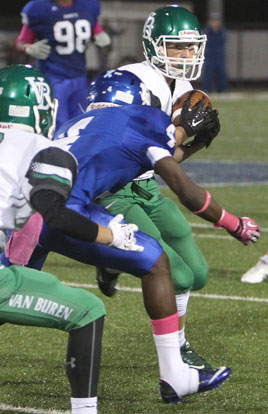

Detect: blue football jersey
53,105,176,205
21,0,100,78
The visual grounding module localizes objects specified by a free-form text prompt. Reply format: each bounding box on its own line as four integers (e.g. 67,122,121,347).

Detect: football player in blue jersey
0,65,148,414
16,0,111,132
2,69,261,404
95,4,220,371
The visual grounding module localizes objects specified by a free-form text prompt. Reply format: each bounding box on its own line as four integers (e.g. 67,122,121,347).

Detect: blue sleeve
85,0,100,18
124,106,176,161
21,0,44,28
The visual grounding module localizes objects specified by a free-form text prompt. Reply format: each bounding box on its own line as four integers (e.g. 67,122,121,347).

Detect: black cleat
159,379,182,404
96,267,120,297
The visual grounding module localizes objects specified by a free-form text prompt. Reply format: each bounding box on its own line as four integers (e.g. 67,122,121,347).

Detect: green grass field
1,94,268,414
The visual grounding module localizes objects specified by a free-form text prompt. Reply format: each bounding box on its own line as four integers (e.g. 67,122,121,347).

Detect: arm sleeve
31,190,99,243
16,24,36,47
26,147,78,201
92,21,104,35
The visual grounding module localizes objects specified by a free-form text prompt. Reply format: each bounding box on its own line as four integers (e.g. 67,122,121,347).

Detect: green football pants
98,178,208,294
0,263,106,331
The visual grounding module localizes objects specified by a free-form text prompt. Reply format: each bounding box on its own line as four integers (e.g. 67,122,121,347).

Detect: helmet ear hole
26,85,31,97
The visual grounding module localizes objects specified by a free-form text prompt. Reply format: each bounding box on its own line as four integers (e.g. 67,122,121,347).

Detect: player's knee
173,269,194,293
150,251,171,276
74,289,106,328
191,263,209,291
90,293,106,314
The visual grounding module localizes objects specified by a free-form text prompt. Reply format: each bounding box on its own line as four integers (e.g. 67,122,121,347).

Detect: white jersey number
54,19,91,55
56,116,94,150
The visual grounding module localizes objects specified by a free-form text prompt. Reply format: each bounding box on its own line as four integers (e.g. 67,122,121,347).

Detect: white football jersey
0,127,76,231
119,61,193,180
0,128,53,230
119,61,193,116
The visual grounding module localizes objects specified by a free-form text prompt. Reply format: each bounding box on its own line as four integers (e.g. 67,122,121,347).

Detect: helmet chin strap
47,98,58,140
33,105,42,135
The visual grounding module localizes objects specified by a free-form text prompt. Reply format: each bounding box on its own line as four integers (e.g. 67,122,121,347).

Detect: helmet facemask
145,32,206,81
32,94,58,139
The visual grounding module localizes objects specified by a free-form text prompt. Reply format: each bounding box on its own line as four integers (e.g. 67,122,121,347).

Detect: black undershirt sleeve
31,190,99,243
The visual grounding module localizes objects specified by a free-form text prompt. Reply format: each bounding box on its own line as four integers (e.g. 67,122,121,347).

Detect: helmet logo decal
103,70,117,79
114,90,134,104
143,12,156,40
178,30,199,36
25,76,52,110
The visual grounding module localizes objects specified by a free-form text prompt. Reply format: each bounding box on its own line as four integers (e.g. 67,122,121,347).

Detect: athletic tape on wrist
214,209,239,231
193,191,211,214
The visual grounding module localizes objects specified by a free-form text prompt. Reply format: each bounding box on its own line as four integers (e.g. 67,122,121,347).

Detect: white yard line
63,282,268,303
0,404,69,414
190,222,268,233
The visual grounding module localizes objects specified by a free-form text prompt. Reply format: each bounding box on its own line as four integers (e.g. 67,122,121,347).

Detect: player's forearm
155,157,260,245
172,175,223,223
173,140,205,163
31,190,102,243
155,156,222,223
16,25,36,50
95,224,113,244
175,126,188,146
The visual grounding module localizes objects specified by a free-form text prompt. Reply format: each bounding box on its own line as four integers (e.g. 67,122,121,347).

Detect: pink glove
229,217,260,245
214,210,260,246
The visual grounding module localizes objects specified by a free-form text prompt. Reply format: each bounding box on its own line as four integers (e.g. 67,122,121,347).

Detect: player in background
0,65,146,414
96,4,220,371
2,69,261,403
241,251,268,283
16,0,111,132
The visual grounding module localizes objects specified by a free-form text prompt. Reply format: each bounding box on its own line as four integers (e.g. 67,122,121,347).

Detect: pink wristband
193,191,211,215
93,22,104,35
214,209,239,232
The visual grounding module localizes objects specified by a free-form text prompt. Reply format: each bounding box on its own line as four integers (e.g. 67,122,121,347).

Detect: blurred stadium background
1,0,268,89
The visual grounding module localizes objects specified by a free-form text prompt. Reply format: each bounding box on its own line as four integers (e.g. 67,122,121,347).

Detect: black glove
178,98,220,138
194,109,220,148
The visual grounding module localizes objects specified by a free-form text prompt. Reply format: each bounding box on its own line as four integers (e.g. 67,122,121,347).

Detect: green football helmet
142,5,207,81
0,64,58,139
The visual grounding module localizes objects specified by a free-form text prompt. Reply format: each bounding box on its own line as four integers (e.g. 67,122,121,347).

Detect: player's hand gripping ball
172,90,220,147
172,89,212,126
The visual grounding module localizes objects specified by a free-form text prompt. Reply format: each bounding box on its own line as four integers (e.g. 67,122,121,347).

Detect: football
172,89,212,126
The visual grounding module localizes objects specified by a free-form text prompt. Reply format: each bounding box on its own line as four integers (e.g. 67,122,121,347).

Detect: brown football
172,89,212,126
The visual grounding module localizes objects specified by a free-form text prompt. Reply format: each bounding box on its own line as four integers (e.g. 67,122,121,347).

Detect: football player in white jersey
0,64,142,414
96,5,222,371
